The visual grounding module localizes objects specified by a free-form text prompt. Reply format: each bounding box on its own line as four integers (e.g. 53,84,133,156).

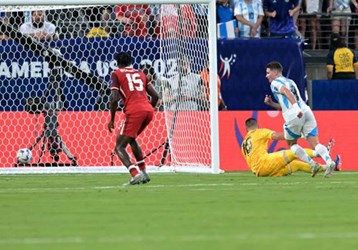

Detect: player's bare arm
280,86,303,118
146,84,159,108
279,86,296,104
108,89,120,133
264,95,282,110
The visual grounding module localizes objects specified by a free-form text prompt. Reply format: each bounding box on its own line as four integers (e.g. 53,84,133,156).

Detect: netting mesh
0,4,212,169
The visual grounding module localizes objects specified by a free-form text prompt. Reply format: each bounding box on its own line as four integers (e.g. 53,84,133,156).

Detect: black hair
116,52,132,67
266,61,283,72
245,117,257,128
330,33,346,50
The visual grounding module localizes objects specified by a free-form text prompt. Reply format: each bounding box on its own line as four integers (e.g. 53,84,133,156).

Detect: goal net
0,0,220,174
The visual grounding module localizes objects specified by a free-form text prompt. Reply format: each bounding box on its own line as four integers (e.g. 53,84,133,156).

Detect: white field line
0,183,235,193
1,232,358,245
0,237,83,245
0,180,356,193
98,232,358,242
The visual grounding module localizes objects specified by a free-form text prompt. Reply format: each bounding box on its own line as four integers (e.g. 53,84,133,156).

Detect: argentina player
264,61,336,177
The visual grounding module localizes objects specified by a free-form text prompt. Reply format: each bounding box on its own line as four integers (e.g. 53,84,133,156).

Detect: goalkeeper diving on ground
241,118,341,177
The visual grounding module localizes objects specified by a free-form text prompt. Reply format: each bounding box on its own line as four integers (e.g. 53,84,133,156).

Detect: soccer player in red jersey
108,52,158,185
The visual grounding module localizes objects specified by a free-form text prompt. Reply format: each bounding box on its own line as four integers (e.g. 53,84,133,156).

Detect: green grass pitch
0,171,357,250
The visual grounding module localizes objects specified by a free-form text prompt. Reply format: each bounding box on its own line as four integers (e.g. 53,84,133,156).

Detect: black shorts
333,72,356,79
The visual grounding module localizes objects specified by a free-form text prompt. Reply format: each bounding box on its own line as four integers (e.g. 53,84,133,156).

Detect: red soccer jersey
111,67,154,114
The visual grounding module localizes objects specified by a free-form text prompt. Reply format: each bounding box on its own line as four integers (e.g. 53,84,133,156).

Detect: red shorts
119,111,153,138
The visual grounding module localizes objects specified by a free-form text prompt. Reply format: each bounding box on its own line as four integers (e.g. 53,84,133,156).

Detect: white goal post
0,0,221,174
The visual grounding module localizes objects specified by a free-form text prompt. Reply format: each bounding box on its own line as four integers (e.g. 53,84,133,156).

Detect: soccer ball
16,148,32,164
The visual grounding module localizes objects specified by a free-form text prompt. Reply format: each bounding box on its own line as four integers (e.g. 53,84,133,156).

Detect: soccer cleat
324,161,336,178
326,138,335,154
334,155,341,171
123,173,144,186
311,162,321,177
141,170,151,184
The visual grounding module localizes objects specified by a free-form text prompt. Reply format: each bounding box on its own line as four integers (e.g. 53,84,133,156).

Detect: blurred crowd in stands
1,1,357,81
217,0,358,50
1,1,358,50
0,5,207,40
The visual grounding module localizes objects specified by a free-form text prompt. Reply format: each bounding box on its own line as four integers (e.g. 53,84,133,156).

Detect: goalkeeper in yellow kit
241,118,326,177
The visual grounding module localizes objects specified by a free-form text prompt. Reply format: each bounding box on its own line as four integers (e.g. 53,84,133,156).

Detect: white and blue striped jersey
333,0,351,10
234,0,264,38
270,76,310,122
217,19,238,38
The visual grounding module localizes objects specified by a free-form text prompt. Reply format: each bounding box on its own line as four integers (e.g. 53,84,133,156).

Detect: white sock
291,144,314,165
315,144,333,164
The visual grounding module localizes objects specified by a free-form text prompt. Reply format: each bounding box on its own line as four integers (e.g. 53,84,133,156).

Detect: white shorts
306,0,322,14
332,8,352,21
283,110,318,140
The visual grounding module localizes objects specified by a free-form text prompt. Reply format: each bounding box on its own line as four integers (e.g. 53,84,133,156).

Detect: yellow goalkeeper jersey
241,128,274,174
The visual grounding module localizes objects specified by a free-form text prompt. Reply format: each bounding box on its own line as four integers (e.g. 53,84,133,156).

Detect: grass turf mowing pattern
0,172,357,250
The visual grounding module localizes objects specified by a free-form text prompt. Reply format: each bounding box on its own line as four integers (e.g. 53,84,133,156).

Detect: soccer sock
283,149,316,163
128,165,139,177
290,144,315,165
315,143,333,164
289,160,322,173
137,160,146,171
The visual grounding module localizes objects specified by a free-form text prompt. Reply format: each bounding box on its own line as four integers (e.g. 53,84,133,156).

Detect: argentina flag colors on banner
217,20,238,39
